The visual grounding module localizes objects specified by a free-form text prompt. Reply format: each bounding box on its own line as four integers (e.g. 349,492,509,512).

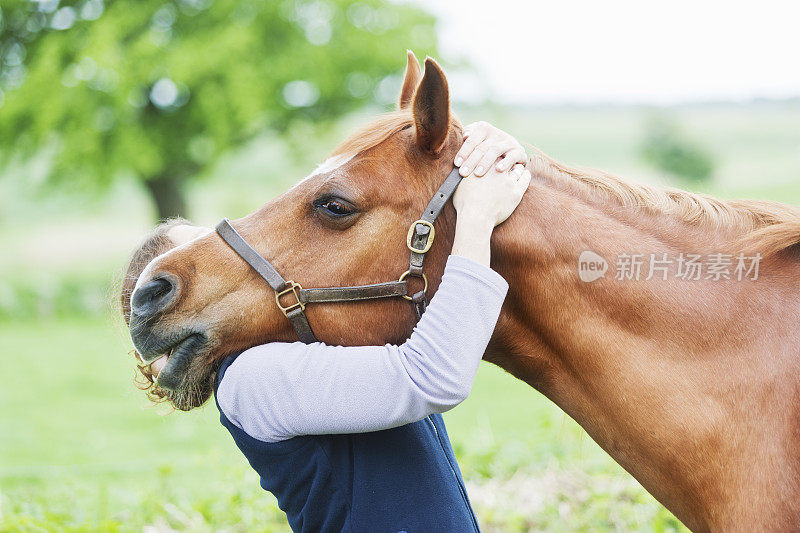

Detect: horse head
127,53,463,410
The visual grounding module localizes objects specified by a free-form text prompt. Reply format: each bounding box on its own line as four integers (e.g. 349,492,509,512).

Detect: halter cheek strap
215,166,463,343
215,220,316,342
405,166,464,319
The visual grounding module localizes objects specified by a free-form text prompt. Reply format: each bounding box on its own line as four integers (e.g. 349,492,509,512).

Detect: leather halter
215,166,464,343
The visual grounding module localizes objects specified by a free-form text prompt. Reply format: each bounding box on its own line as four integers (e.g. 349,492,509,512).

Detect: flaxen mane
529,149,800,257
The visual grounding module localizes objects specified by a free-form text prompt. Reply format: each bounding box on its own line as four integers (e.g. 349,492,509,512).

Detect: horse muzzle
129,283,208,391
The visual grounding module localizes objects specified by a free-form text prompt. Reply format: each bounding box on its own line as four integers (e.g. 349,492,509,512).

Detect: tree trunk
144,173,187,221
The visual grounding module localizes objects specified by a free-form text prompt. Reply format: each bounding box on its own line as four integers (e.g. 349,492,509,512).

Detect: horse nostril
131,277,177,318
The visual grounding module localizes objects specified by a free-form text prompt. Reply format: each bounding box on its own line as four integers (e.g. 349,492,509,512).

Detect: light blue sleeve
217,254,509,443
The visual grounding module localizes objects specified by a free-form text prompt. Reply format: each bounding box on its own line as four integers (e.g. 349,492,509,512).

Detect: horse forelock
330,109,462,160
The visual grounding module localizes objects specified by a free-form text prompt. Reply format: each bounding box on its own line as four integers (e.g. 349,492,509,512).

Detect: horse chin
159,372,215,412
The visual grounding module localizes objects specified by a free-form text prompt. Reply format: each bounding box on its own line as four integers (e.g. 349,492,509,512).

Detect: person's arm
217,255,508,442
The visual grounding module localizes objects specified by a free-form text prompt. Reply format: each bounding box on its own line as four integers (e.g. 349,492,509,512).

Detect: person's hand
453,163,531,228
454,121,528,177
451,163,530,266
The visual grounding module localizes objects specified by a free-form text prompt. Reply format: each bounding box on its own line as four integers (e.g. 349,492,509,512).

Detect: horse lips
148,353,169,377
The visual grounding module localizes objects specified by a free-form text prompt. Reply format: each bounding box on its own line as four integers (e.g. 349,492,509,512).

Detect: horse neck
487,159,800,530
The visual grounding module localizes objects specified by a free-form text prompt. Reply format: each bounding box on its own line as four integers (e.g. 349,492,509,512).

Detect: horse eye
314,197,355,218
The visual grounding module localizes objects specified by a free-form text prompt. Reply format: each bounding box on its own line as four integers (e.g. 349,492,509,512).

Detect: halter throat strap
214,166,463,343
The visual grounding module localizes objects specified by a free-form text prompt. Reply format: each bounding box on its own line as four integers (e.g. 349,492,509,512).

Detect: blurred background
1,0,798,531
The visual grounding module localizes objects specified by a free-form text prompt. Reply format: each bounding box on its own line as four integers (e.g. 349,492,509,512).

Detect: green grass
0,316,685,532
0,317,289,532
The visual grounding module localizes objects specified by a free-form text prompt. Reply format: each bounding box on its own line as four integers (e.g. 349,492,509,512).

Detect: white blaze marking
291,153,355,189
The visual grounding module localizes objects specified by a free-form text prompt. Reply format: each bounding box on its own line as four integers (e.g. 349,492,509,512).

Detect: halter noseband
214,166,463,343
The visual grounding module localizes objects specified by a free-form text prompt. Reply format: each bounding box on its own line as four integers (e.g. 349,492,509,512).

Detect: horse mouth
141,334,207,392
131,321,218,410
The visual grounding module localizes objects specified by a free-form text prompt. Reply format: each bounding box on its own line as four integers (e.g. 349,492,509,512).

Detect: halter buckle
406,220,435,254
276,281,305,316
399,270,428,301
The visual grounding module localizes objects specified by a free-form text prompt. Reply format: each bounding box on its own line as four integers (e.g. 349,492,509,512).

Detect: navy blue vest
214,354,480,532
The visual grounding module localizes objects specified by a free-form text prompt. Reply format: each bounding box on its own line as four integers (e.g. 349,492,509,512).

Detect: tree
640,116,714,185
0,0,437,220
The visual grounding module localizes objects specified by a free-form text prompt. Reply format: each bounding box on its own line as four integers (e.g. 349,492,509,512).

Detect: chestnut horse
129,53,800,531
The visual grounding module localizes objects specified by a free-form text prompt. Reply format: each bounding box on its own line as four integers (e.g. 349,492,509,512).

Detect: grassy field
1,101,799,531
0,317,686,532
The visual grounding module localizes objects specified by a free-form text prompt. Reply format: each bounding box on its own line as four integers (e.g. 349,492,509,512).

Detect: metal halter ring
275,281,305,316
398,270,428,301
406,220,435,254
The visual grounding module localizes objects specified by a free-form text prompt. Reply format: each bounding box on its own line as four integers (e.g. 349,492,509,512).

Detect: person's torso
215,354,480,533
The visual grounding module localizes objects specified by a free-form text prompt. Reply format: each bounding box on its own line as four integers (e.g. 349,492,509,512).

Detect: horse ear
398,50,421,109
412,57,450,154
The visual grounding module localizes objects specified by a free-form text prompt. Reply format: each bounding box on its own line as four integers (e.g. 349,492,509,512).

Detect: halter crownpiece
215,166,464,343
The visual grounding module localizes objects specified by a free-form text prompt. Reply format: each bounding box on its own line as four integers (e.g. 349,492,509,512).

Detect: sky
418,0,800,105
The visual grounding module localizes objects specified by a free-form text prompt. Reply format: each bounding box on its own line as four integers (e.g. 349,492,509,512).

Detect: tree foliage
640,116,714,184
0,0,437,219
